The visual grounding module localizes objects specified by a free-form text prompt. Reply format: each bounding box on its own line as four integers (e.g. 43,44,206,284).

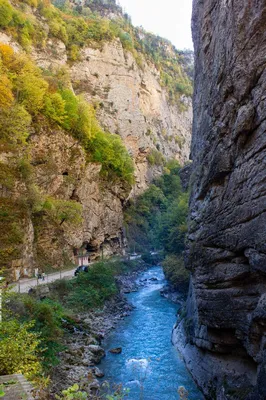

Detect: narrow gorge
1,0,266,399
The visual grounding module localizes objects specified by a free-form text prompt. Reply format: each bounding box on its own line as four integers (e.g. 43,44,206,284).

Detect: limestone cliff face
173,1,266,399
33,37,192,194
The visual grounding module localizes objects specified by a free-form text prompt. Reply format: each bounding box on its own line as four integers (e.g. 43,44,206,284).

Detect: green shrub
43,92,66,124
67,284,101,310
0,199,26,271
0,0,13,28
5,293,65,369
16,68,48,114
0,105,31,146
147,149,165,166
56,384,87,400
0,385,5,397
39,3,68,43
66,261,118,310
42,197,83,226
162,255,189,291
60,89,101,143
124,162,188,255
86,130,134,183
0,1,44,48
0,320,42,380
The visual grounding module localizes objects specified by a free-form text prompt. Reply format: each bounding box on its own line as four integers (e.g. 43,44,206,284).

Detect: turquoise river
100,266,203,400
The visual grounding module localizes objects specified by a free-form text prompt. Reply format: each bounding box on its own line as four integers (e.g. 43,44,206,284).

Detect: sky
117,0,193,50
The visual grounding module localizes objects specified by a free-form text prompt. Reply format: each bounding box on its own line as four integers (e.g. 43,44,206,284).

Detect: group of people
36,272,46,281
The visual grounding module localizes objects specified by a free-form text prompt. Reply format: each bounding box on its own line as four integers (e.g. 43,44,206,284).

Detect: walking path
11,253,141,294
12,268,76,293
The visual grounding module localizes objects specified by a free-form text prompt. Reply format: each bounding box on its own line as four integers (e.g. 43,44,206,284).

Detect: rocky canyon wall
173,1,266,399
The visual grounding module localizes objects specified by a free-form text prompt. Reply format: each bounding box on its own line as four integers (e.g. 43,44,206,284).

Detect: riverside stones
88,345,106,365
91,367,105,378
173,0,266,399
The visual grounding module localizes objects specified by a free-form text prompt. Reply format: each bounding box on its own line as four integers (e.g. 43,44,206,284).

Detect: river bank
49,260,150,396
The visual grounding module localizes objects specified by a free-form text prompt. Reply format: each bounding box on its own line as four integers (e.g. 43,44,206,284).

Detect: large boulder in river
109,347,122,354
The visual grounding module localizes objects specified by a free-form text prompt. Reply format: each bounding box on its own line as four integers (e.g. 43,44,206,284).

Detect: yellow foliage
0,46,49,113
68,44,80,61
0,0,13,28
22,0,38,7
0,74,14,108
43,92,66,124
0,43,15,68
76,95,99,141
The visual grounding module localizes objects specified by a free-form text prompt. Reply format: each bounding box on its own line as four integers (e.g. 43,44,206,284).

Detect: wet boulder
109,347,122,354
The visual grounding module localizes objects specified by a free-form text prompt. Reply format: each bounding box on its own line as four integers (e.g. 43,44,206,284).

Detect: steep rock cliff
30,126,129,267
33,36,192,194
173,1,266,399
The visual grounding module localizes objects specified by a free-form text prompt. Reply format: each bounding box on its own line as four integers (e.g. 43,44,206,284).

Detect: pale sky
118,0,193,50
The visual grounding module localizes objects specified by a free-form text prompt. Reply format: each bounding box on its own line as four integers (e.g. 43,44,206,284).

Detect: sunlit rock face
70,39,192,195
33,37,192,195
173,0,266,399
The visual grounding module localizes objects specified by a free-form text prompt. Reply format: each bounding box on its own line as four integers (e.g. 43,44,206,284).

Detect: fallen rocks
91,367,105,378
88,345,105,364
